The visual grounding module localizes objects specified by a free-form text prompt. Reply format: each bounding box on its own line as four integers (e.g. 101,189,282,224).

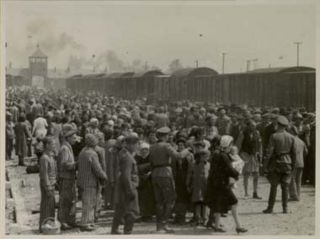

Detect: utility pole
252,58,258,70
246,60,251,72
294,42,302,67
92,54,96,72
195,60,199,68
145,61,148,71
222,52,227,74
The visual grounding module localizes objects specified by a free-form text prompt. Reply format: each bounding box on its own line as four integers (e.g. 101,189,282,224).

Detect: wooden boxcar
204,66,316,110
134,70,164,98
169,67,218,101
65,66,315,111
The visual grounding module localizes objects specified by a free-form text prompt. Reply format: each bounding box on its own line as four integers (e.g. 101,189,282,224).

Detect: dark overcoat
114,148,140,219
206,151,239,213
15,121,31,157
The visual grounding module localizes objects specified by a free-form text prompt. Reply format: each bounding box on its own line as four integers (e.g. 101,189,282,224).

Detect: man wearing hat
173,137,194,225
263,116,296,214
289,113,304,137
289,127,308,201
111,133,140,234
215,108,231,136
104,137,122,210
6,112,15,161
94,132,107,221
14,114,32,166
149,126,189,233
57,124,78,230
78,134,108,231
259,113,277,169
86,118,102,135
230,114,243,143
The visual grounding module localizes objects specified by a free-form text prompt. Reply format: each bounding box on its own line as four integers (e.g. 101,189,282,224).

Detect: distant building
29,44,48,79
6,45,94,89
27,44,48,87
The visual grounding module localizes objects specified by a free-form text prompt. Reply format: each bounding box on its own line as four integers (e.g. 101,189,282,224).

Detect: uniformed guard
149,126,189,233
263,116,296,214
111,133,140,235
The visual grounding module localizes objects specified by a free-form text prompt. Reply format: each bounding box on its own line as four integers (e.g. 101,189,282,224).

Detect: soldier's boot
162,203,175,233
156,205,164,231
123,215,135,235
163,203,174,222
282,207,288,214
111,218,122,234
156,222,166,233
263,183,277,213
281,183,289,214
262,207,273,214
163,223,175,233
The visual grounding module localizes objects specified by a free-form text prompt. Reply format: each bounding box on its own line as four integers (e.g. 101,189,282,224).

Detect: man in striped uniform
57,124,78,230
78,134,108,231
94,132,107,221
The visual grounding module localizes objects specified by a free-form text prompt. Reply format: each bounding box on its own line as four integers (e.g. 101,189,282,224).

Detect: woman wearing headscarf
39,137,57,233
206,135,247,234
135,142,156,222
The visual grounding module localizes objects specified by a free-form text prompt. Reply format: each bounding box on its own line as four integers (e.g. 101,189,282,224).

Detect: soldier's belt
152,164,171,169
275,152,290,157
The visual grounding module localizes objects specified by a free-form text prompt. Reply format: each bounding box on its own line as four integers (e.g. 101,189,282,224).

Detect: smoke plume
26,18,85,56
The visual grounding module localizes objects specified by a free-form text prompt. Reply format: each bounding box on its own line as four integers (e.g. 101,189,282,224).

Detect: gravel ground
6,158,315,235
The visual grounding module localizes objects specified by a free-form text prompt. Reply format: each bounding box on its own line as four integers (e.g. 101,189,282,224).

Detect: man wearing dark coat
14,114,32,166
215,108,231,136
173,137,193,224
111,133,140,234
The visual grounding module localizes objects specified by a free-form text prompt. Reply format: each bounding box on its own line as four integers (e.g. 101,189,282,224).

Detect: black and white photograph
1,0,318,236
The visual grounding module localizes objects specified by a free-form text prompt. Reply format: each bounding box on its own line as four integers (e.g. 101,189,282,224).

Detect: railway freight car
112,72,135,98
153,74,171,100
191,66,315,111
224,66,315,110
104,72,124,96
169,67,218,100
65,65,315,111
65,74,82,91
135,70,164,99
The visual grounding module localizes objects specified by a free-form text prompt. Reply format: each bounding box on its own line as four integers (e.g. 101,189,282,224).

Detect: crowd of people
5,87,316,234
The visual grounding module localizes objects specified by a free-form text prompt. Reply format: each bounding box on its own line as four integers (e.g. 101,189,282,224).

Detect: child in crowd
188,148,211,227
229,146,244,189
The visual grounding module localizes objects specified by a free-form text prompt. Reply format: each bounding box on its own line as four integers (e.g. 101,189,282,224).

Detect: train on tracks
65,66,315,110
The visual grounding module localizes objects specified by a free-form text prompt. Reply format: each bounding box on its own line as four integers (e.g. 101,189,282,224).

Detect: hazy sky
4,0,316,73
